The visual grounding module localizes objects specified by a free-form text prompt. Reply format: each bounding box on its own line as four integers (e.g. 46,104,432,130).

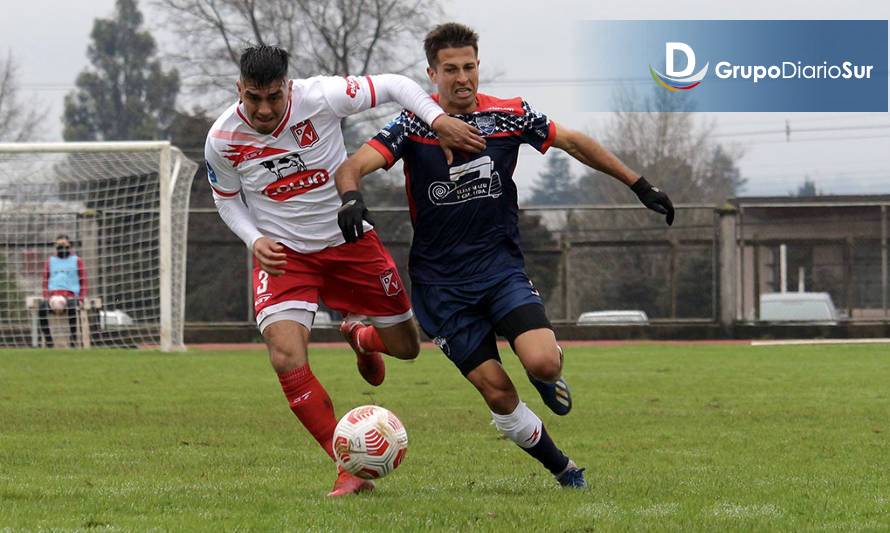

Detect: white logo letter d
666,42,695,77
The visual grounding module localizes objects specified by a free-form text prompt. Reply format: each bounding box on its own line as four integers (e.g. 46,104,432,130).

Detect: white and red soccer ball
333,405,408,480
48,294,68,313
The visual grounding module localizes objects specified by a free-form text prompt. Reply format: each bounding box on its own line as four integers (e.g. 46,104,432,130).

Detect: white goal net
0,142,198,351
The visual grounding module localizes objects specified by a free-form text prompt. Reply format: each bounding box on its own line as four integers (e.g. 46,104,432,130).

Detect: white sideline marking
750,338,890,347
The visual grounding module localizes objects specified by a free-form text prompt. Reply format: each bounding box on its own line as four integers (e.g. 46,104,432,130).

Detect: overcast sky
2,0,888,198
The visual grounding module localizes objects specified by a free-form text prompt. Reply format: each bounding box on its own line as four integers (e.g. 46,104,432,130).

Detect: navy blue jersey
368,93,556,285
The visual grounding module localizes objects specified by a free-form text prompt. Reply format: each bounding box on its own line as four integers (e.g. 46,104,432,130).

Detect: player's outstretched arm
335,145,389,243
370,74,485,163
551,122,675,226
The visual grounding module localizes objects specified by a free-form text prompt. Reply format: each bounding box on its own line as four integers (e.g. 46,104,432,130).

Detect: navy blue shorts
411,270,550,375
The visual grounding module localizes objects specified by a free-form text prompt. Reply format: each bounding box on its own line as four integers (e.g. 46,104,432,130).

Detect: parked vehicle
99,310,134,328
577,310,650,325
759,292,840,324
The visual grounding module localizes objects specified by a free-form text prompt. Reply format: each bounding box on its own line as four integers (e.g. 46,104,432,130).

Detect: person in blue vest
38,235,89,348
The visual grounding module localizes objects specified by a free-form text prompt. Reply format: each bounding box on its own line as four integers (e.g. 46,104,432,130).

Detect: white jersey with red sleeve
205,75,443,253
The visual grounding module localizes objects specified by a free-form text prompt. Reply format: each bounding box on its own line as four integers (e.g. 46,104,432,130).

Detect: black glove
631,176,674,226
338,190,375,243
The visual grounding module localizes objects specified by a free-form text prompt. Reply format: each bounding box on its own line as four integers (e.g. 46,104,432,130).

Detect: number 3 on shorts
257,270,270,294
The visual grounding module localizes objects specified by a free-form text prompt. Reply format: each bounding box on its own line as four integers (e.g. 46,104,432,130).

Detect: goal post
0,141,199,351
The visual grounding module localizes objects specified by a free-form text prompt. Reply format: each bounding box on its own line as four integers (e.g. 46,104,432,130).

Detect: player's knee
268,345,302,374
526,353,562,383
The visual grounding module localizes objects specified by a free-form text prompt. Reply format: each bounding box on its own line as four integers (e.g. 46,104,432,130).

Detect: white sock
491,401,543,449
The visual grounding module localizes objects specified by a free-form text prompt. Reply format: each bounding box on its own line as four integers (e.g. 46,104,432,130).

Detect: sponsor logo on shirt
345,77,360,98
433,336,450,357
222,144,289,168
428,155,503,205
260,153,308,177
206,161,218,183
262,170,330,201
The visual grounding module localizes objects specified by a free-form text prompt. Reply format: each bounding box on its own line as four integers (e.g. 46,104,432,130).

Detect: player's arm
205,138,287,275
77,257,88,302
325,75,485,163
551,122,675,226
370,74,485,162
334,145,389,243
42,258,50,299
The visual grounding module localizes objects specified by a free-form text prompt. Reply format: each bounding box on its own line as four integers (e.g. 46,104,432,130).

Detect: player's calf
374,317,421,360
344,315,420,360
467,359,520,414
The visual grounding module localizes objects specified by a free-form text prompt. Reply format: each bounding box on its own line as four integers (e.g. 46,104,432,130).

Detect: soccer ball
48,295,68,313
333,405,408,480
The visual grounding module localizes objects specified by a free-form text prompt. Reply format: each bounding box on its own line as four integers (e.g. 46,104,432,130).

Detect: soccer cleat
556,461,588,489
340,320,385,386
327,467,376,497
527,373,573,416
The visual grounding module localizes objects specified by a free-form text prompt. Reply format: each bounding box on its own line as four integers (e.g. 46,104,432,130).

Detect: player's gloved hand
338,190,375,244
631,176,675,226
252,236,288,276
431,114,486,164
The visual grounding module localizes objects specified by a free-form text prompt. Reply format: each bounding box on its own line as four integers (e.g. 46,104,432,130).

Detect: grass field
1,342,889,531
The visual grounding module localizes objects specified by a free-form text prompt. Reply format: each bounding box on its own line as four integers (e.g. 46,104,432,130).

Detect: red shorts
253,231,410,326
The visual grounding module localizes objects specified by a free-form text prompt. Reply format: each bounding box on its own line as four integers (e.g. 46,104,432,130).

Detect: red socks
277,365,337,460
356,325,387,354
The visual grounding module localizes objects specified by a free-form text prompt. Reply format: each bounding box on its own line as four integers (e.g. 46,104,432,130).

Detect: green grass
1,343,889,531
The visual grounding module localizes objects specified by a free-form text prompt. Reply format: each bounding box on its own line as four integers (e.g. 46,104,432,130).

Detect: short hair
55,234,70,242
423,23,479,67
240,45,289,86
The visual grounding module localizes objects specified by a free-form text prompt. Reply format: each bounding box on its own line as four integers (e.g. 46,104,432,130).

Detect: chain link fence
184,205,719,325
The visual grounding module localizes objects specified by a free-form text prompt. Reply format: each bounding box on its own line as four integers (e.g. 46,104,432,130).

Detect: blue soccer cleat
556,461,588,489
527,373,572,416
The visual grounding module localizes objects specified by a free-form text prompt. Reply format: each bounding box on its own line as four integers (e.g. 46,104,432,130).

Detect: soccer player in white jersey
205,45,485,497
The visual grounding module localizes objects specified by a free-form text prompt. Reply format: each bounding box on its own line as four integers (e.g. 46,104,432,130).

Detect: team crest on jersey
379,268,402,297
428,155,503,205
474,115,496,136
291,119,319,148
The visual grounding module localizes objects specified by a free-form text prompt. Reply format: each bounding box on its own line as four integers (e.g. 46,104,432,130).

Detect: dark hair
240,45,289,86
424,23,479,67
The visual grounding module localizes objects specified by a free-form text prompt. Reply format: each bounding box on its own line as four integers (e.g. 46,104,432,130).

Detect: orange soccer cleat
327,466,376,497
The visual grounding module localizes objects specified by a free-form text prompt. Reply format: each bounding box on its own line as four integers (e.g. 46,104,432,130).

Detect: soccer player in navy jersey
334,23,674,488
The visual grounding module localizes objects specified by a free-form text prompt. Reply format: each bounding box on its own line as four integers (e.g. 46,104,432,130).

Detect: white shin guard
491,401,543,449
